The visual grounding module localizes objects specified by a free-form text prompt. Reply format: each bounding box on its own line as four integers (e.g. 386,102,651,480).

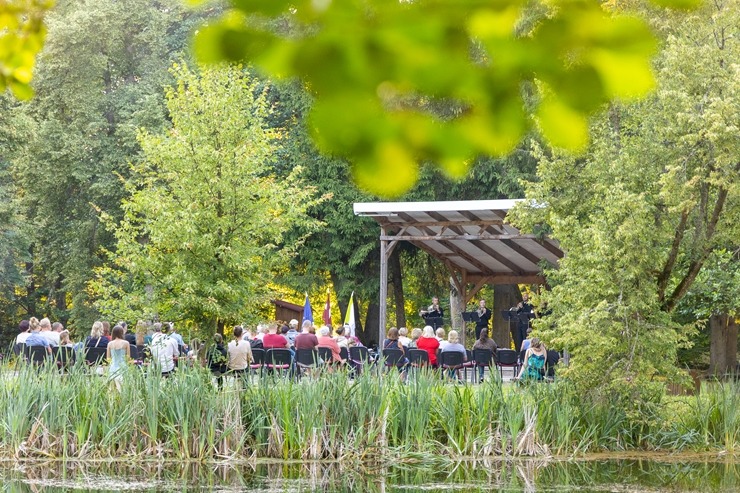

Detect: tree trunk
449,276,465,343
493,284,519,349
389,249,406,328
363,300,379,348
709,313,738,376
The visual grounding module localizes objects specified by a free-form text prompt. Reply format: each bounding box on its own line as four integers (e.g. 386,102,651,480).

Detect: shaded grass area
0,361,737,461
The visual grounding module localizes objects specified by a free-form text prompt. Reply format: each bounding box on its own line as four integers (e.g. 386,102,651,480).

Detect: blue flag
302,293,313,323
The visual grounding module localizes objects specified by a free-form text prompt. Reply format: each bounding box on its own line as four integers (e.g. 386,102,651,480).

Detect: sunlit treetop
192,0,697,197
0,0,53,100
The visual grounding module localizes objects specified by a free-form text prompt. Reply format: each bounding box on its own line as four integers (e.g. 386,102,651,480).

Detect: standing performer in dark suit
514,292,535,352
420,296,444,328
474,299,492,340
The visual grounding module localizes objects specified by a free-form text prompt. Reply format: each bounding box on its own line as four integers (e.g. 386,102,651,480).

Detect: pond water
0,457,737,492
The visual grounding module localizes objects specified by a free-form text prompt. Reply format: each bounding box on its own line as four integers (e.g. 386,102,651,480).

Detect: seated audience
440,330,466,379
408,328,422,348
86,321,110,348
262,323,290,349
227,325,253,378
517,338,547,382
206,333,228,388
15,320,30,345
25,317,52,354
398,327,411,347
416,325,440,367
472,330,497,382
382,327,408,368
295,320,319,350
39,317,60,347
436,327,449,351
59,330,74,348
317,326,345,364
286,319,300,347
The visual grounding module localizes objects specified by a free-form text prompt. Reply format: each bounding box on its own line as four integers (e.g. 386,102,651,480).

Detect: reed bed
0,359,737,461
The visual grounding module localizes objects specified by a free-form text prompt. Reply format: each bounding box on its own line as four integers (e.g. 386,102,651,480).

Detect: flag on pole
322,289,331,327
302,293,313,324
343,291,356,338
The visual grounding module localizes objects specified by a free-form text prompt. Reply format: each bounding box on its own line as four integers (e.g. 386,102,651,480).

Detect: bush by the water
1,361,737,460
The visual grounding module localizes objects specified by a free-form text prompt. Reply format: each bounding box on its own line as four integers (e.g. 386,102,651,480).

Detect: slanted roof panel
356,199,562,282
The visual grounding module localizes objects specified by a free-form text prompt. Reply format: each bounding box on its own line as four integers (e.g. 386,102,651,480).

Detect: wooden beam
427,211,466,235
468,239,525,275
466,274,546,285
466,276,492,304
500,238,554,268
537,239,565,259
380,234,539,241
437,240,490,274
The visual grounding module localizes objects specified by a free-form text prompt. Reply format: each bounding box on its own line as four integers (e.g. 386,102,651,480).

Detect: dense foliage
91,65,322,331
510,0,739,400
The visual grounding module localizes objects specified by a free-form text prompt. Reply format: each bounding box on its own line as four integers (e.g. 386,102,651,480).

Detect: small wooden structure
272,299,302,324
354,199,564,349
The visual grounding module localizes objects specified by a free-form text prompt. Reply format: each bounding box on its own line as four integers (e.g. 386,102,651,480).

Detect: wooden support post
379,226,389,357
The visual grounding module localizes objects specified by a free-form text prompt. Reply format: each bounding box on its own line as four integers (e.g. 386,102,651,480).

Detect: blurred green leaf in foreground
193,0,698,197
0,0,54,99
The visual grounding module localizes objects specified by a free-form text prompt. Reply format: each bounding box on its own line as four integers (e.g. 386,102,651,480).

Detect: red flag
322,290,331,326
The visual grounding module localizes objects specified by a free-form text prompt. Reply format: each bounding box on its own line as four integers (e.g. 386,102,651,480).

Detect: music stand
424,316,444,329
462,312,480,323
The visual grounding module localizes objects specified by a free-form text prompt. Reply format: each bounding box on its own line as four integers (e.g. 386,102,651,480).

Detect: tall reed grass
0,358,737,461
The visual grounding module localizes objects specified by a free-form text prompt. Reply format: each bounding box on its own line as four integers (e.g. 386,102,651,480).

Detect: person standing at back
474,299,492,340
150,322,179,377
107,325,131,390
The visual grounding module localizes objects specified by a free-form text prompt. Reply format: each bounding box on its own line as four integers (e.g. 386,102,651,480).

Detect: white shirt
15,332,30,344
398,336,411,347
150,332,179,373
227,340,253,370
40,330,60,347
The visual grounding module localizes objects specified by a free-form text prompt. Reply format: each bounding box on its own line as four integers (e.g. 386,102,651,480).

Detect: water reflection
0,457,737,492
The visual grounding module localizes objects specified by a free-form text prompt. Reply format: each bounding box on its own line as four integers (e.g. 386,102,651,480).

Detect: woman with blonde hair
416,325,440,367
86,321,109,348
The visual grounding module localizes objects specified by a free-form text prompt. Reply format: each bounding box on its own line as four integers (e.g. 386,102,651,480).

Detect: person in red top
262,322,290,349
294,320,319,350
416,325,441,367
317,326,345,364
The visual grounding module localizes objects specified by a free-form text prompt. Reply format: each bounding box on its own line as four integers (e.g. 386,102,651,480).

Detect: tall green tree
92,65,321,333
12,0,211,330
511,0,739,403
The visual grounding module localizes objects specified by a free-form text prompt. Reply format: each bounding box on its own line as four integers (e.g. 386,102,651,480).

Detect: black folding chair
472,348,494,383
264,348,293,377
462,349,475,382
381,348,406,373
496,349,520,379
26,345,50,367
349,346,371,375
317,346,334,365
339,346,349,362
439,351,465,381
129,345,140,361
250,348,265,376
84,347,108,370
52,346,76,371
294,349,320,378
